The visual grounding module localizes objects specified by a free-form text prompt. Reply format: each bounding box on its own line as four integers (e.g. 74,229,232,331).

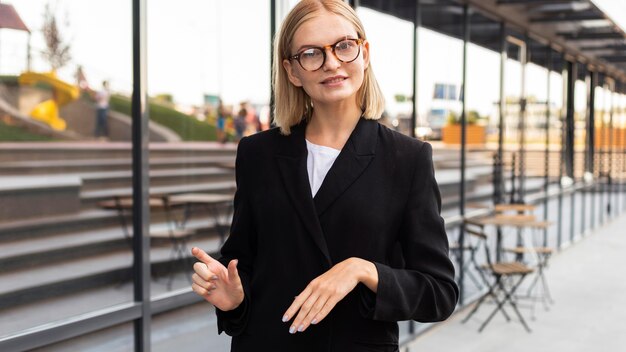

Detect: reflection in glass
0,0,134,338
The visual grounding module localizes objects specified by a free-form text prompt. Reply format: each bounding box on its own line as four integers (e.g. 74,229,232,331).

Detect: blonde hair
272,0,385,135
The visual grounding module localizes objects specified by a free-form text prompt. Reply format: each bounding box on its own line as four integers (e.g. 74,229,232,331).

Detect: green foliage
446,110,481,125
393,94,413,103
108,95,218,141
42,2,72,71
446,111,460,125
153,93,174,104
0,121,56,141
0,75,18,85
467,110,480,125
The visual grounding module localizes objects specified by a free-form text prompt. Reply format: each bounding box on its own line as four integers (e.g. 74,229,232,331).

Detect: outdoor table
97,195,189,243
97,194,194,289
468,215,554,310
469,215,551,260
167,192,234,245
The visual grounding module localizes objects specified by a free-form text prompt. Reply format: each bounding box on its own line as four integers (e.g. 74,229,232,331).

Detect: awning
359,0,626,83
0,3,30,33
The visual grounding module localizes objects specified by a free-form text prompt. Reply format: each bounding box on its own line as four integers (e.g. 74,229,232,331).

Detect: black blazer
215,117,458,352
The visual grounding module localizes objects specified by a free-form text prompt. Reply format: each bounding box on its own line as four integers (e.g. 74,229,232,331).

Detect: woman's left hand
282,257,377,334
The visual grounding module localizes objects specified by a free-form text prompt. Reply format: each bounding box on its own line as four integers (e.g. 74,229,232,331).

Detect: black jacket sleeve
215,137,257,336
359,142,459,322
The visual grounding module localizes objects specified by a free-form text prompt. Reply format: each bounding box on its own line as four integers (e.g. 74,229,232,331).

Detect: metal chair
462,218,534,332
450,229,487,292
497,204,555,311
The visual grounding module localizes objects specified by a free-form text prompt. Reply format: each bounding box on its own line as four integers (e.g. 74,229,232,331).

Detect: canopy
0,3,30,32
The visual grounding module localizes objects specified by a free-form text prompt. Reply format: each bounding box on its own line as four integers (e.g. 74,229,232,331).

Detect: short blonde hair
272,0,385,135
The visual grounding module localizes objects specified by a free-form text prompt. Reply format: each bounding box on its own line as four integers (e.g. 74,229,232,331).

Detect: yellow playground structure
18,71,80,131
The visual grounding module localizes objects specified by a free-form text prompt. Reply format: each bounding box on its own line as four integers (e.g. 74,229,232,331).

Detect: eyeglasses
288,37,363,71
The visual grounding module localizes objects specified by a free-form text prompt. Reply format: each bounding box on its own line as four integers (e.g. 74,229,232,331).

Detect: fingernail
311,318,317,325
297,324,304,332
282,315,289,322
211,275,218,280
289,326,296,334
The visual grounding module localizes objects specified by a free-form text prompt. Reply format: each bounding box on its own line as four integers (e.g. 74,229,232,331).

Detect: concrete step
435,166,495,197
441,177,549,210
0,175,82,222
0,207,190,242
0,155,236,175
0,142,237,162
0,209,125,242
80,181,237,209
0,235,224,310
78,167,234,191
0,216,227,274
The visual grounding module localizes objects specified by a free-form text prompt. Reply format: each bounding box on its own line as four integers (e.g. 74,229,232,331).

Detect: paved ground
406,211,626,352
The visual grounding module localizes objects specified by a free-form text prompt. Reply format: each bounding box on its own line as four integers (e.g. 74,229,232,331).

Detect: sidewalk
408,212,626,352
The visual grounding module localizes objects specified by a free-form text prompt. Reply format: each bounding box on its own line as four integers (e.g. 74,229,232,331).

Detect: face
282,10,369,108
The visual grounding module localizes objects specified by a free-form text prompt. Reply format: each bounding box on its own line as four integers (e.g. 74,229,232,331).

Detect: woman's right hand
191,247,244,312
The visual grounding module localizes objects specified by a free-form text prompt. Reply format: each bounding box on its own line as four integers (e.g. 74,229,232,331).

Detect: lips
321,75,347,84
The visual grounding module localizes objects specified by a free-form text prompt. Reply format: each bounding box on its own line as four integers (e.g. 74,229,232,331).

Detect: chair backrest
494,214,536,222
464,219,494,267
494,203,536,222
494,204,536,213
494,203,544,266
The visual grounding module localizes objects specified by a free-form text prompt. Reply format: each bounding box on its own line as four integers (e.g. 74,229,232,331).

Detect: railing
399,177,626,351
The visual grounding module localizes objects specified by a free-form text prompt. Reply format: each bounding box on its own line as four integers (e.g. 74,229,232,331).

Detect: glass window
0,0,134,338
146,0,269,347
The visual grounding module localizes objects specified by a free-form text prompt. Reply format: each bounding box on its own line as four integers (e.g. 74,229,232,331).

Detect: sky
2,0,625,120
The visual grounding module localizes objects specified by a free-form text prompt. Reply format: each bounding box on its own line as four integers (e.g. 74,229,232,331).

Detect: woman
191,1,458,351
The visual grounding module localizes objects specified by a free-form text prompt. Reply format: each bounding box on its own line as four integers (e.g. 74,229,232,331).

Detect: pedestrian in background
93,80,110,139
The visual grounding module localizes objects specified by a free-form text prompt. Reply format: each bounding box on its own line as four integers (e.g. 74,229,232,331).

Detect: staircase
0,141,552,337
0,142,237,316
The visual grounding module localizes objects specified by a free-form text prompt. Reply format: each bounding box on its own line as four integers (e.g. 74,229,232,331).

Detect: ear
362,40,370,70
282,59,303,87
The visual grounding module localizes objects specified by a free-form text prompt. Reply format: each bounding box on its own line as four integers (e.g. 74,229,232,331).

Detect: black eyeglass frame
288,37,364,71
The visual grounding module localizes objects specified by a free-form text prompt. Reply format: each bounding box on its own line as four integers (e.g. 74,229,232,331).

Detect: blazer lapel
313,118,378,216
275,122,332,266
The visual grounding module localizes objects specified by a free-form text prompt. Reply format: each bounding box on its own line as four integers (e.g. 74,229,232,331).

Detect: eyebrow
294,35,357,53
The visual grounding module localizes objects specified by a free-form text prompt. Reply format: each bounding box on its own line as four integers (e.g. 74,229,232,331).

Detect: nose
322,47,341,71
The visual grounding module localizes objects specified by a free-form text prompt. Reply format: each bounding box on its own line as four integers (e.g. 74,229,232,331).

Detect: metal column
556,56,567,250
543,47,551,246
458,3,469,305
564,60,577,244
586,69,597,232
410,0,421,139
606,78,615,218
565,60,576,180
408,1,420,339
132,0,151,350
269,0,276,125
495,22,507,206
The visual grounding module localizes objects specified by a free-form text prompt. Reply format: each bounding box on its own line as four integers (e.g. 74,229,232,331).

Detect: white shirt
305,139,341,197
95,89,110,109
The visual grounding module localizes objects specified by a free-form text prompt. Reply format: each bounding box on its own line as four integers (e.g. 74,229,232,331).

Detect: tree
41,2,71,71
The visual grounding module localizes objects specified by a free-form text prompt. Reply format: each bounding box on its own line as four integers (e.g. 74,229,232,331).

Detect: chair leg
466,269,484,291
478,279,510,332
479,275,531,333
502,275,532,332
539,265,554,306
463,277,508,325
462,288,492,324
524,255,554,310
180,239,193,284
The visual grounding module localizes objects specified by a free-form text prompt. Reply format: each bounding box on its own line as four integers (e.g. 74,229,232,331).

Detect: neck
306,100,362,149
